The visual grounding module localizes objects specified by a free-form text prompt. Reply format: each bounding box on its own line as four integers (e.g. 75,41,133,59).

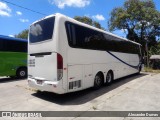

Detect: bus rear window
29,17,55,43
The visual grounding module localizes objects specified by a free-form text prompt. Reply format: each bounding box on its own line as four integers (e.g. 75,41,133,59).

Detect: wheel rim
106,73,112,83
20,71,25,77
95,76,102,86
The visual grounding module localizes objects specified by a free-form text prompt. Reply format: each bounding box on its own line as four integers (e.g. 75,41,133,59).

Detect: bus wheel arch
16,66,27,78
106,70,114,85
93,71,104,89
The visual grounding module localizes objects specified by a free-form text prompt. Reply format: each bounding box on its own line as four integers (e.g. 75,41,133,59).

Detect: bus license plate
37,80,43,85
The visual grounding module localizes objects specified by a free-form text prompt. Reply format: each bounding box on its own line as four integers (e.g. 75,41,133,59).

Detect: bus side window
0,39,4,51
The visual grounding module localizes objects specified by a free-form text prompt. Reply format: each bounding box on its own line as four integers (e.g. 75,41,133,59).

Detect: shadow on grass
32,73,148,105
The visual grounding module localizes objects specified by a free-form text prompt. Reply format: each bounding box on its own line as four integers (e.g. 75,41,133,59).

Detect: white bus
28,13,142,94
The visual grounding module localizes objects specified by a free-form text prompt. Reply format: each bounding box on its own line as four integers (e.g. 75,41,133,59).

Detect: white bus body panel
28,15,67,94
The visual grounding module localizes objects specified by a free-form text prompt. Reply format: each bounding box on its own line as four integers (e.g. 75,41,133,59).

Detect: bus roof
0,35,27,42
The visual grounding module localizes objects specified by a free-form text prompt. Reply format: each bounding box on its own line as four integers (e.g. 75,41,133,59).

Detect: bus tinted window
29,17,55,43
65,22,139,54
66,22,105,50
0,38,27,52
0,38,3,51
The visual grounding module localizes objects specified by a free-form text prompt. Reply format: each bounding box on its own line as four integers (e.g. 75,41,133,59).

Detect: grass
143,67,160,73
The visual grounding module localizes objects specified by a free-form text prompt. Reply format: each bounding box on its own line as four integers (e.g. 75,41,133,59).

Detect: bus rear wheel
17,68,27,78
106,71,113,85
94,73,104,89
138,65,142,74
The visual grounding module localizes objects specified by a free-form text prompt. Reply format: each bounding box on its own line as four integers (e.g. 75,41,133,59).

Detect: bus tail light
57,53,63,81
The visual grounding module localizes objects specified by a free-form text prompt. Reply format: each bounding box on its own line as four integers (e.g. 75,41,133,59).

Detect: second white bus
28,13,142,94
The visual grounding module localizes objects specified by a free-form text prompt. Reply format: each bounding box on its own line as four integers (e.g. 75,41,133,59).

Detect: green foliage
15,29,29,40
143,67,160,73
149,42,160,56
108,0,160,52
74,16,105,30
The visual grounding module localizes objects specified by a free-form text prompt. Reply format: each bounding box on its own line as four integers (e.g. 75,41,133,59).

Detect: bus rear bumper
28,78,66,94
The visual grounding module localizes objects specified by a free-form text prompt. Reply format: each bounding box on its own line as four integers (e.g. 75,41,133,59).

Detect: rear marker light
69,77,75,80
53,85,57,88
57,53,63,81
47,84,52,86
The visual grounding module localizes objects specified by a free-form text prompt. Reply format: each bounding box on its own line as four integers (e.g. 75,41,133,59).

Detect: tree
15,29,29,39
149,41,160,56
74,16,105,30
108,0,160,52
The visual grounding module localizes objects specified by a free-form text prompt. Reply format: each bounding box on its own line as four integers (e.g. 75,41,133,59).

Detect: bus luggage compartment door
28,52,57,81
67,65,83,91
83,65,93,89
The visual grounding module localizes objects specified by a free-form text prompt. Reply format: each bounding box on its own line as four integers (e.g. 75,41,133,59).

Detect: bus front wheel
16,68,27,78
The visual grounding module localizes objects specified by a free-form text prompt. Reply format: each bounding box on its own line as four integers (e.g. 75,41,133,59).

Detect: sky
0,0,160,38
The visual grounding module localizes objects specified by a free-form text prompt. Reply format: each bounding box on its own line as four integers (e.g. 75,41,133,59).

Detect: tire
10,76,16,79
106,71,113,85
138,66,142,74
94,73,103,89
17,68,27,78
